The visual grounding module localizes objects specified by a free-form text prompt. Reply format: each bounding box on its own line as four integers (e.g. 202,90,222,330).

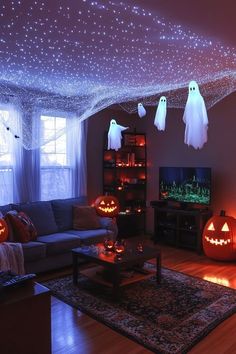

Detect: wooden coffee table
72,241,161,300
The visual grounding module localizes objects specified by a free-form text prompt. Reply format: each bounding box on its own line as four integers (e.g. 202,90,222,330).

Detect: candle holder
103,238,114,252
136,242,143,253
114,240,125,260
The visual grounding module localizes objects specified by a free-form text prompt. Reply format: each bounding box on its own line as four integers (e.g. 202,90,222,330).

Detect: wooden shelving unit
151,201,212,252
103,132,147,237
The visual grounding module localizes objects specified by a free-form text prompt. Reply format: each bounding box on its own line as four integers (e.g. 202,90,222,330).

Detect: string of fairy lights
0,0,235,149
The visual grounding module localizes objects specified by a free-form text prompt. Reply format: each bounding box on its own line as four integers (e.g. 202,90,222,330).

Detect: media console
151,201,212,253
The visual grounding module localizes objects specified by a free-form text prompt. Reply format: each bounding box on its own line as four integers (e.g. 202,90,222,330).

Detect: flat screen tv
159,167,211,206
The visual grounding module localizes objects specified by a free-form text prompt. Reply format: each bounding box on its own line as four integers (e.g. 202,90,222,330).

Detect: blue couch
0,197,118,273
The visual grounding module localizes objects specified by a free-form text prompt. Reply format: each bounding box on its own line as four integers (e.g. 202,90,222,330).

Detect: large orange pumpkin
0,218,9,242
202,211,236,261
94,195,119,218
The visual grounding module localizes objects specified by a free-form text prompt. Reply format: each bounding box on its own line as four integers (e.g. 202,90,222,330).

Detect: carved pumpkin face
0,218,9,243
94,195,119,217
203,215,236,261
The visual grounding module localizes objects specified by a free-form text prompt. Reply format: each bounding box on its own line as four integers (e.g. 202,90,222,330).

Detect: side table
0,281,51,354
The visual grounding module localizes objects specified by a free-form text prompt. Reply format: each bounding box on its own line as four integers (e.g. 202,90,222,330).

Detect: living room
0,1,236,354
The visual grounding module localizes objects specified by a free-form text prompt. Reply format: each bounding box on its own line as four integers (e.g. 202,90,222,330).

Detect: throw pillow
5,211,37,243
73,206,101,230
4,210,17,242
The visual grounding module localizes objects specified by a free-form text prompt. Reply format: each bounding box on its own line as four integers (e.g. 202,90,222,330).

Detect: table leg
112,267,121,300
73,253,78,285
156,253,161,283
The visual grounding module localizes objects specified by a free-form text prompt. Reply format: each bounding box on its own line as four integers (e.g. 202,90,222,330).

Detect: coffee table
72,241,161,300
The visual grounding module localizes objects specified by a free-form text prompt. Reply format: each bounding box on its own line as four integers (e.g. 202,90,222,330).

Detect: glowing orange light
207,222,215,231
221,222,229,231
205,235,231,246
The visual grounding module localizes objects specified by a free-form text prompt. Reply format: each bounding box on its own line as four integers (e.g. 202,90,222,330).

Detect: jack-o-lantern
94,195,119,218
0,218,9,242
202,211,236,261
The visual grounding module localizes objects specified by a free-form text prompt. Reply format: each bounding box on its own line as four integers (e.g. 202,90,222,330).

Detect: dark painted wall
87,92,236,234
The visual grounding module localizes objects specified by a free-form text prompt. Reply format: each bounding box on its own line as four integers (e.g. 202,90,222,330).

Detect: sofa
0,197,118,274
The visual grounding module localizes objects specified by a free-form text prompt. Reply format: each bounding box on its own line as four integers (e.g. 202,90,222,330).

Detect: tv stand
179,202,189,210
150,201,212,252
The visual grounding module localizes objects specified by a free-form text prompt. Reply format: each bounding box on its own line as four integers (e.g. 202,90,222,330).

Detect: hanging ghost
107,119,128,151
154,96,167,131
183,81,208,149
137,103,146,118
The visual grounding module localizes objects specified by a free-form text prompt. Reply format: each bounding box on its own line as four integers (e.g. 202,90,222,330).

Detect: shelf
80,265,155,288
157,224,177,231
103,132,146,236
179,227,197,233
151,202,212,252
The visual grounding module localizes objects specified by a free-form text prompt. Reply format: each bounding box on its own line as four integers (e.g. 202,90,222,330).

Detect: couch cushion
67,229,114,245
73,206,101,230
12,201,58,236
51,197,87,231
0,204,12,216
22,241,47,262
37,232,81,255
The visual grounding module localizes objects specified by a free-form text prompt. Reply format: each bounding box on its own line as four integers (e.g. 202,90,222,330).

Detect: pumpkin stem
220,210,226,216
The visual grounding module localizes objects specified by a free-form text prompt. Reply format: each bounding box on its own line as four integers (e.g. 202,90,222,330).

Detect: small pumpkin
202,211,236,261
94,195,119,218
0,218,9,242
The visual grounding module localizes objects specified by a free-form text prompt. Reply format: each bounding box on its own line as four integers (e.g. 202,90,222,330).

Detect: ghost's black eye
190,87,192,91
193,87,195,90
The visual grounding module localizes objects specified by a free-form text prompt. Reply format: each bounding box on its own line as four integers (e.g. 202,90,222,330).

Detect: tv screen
159,167,211,206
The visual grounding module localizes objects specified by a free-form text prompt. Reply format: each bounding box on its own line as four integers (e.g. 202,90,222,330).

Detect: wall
87,92,236,234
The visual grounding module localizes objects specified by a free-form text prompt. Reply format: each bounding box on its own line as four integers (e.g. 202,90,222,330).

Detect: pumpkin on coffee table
94,195,119,218
202,211,236,261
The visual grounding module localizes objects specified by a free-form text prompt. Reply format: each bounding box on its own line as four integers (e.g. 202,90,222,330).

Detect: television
159,167,211,206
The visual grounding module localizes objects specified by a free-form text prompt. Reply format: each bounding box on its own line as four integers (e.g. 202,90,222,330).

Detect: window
40,115,72,200
0,110,14,204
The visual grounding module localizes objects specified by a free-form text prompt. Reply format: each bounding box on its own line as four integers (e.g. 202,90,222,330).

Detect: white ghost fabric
137,103,146,118
183,81,208,149
154,96,167,131
107,119,128,151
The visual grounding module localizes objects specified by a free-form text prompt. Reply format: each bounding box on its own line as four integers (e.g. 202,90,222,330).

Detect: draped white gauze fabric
0,105,23,204
183,81,208,149
0,106,88,203
107,119,128,151
137,103,147,118
154,96,167,131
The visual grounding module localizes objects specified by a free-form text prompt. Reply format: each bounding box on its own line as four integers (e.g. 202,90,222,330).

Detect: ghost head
154,96,167,131
137,103,146,118
107,119,128,151
188,80,200,95
183,81,208,149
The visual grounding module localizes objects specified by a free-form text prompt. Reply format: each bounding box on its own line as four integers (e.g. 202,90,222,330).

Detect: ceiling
0,0,235,119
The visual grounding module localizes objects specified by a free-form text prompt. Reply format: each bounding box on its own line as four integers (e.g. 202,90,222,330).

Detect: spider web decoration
0,0,235,149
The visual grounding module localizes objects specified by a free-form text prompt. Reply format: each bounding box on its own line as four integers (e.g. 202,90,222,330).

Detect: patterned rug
43,265,236,354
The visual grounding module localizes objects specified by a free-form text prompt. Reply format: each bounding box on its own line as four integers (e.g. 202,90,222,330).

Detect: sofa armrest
99,217,118,238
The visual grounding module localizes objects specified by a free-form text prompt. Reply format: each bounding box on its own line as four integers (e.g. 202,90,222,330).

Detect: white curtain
69,117,88,197
0,105,88,204
0,104,23,204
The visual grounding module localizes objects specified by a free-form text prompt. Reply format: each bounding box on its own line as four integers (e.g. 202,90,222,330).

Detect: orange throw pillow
73,206,101,230
6,211,37,243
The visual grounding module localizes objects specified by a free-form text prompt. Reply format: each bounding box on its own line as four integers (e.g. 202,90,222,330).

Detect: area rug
43,265,236,354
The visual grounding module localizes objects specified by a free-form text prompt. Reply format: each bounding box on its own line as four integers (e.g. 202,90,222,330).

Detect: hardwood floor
37,242,236,354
